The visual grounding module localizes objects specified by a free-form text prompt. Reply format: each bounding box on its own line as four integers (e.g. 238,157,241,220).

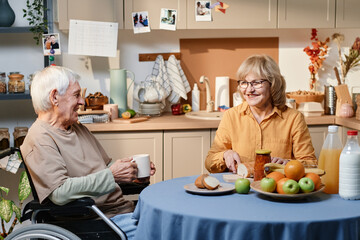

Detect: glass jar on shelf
28,74,34,92
8,73,25,93
0,72,6,94
0,128,10,150
13,127,28,148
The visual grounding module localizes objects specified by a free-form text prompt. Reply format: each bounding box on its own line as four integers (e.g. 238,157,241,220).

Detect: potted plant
0,171,31,239
23,0,48,45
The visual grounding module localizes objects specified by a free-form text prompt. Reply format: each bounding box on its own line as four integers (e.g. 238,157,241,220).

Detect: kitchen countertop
83,113,360,132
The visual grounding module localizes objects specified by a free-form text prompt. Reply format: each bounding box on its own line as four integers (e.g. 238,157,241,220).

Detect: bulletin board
180,37,279,109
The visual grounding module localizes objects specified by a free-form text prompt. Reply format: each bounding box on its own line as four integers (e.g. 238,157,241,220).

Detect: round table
133,173,360,240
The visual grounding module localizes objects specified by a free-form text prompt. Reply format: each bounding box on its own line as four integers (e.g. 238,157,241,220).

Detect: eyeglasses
237,80,269,89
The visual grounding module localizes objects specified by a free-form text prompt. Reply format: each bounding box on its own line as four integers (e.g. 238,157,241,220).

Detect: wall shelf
0,27,32,33
0,91,31,100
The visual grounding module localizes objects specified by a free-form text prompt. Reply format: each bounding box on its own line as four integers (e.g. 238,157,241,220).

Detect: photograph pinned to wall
42,33,61,56
195,1,211,22
160,8,177,31
133,11,150,34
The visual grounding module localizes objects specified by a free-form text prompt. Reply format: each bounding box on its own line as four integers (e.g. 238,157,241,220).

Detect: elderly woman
21,66,155,239
205,55,316,175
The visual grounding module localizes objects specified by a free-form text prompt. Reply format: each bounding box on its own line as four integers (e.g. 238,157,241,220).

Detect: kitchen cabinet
278,0,335,28
210,129,217,145
54,0,124,30
336,0,360,28
187,0,277,29
93,131,163,183
124,0,187,29
164,130,210,180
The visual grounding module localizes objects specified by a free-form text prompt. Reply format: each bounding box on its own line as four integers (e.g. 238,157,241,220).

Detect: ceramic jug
110,69,135,116
134,76,166,103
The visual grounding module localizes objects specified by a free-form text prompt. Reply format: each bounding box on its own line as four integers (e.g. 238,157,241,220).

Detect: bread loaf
202,175,220,190
195,174,208,189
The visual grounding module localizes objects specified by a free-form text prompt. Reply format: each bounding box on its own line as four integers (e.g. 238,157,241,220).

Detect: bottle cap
193,83,199,90
328,125,338,133
347,130,358,136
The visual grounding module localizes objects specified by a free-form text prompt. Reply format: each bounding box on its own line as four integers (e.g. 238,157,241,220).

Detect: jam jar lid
255,149,272,155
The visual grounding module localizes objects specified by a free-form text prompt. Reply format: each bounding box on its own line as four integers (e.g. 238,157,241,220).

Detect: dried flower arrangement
332,33,360,84
303,29,330,90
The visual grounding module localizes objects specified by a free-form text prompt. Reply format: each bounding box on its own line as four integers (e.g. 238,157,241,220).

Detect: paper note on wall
68,19,118,57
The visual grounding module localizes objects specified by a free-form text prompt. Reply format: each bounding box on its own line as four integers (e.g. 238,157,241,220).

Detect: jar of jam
0,128,10,150
254,149,271,181
13,127,28,148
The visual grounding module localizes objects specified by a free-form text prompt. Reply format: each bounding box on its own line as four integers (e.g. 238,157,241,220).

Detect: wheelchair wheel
5,223,81,240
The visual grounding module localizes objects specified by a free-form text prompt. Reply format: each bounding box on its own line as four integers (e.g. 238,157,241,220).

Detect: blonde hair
236,55,286,110
31,66,80,113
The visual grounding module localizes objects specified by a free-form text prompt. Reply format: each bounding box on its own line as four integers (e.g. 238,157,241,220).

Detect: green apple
235,178,250,194
260,177,276,192
282,179,300,194
298,177,315,193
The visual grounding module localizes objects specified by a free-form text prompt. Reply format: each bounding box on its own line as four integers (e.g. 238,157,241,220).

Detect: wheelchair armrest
22,197,96,222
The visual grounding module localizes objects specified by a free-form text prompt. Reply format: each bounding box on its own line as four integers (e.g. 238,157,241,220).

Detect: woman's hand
109,157,138,183
223,150,241,174
271,157,289,165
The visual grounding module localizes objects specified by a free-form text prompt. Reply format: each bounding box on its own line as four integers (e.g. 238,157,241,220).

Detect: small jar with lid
8,73,25,93
13,127,28,148
0,128,10,150
254,149,272,181
0,72,6,94
28,74,34,92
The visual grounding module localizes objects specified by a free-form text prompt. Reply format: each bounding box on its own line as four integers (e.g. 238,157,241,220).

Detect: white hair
31,66,80,113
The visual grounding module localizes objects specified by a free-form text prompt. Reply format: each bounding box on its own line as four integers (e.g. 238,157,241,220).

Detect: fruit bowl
250,181,325,200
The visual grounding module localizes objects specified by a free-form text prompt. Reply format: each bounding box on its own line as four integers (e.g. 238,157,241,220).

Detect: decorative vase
0,0,15,27
309,73,317,91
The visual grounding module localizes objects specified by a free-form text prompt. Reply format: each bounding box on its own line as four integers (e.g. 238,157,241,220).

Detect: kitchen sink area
185,111,224,120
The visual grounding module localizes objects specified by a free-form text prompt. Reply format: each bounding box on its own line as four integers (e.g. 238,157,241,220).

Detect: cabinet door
278,0,335,28
336,0,360,28
55,0,124,30
187,0,277,29
94,131,163,183
210,129,217,145
308,126,328,159
164,130,210,180
124,0,187,29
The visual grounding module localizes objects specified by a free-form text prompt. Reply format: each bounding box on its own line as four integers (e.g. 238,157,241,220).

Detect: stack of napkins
297,102,324,117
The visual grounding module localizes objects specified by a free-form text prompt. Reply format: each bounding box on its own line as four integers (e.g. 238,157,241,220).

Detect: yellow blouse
205,102,317,174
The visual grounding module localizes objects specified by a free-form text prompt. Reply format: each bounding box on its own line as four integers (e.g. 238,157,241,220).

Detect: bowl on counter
286,91,324,107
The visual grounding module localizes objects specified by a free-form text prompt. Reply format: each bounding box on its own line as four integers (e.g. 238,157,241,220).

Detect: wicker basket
286,92,324,107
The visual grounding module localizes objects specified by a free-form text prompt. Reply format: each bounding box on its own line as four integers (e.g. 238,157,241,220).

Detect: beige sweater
21,119,134,218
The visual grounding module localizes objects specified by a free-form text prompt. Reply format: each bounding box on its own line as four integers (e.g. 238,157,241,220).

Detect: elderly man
21,66,155,239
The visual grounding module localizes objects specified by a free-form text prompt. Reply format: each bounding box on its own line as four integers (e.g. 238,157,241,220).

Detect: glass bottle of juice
318,125,342,194
339,130,360,200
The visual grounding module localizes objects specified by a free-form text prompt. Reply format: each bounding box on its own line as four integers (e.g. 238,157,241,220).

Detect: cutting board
112,116,150,124
334,84,353,116
77,109,108,115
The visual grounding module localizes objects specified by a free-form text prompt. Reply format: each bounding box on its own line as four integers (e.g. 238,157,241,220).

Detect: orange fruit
284,160,305,181
266,171,285,183
304,172,322,190
121,111,131,119
276,177,291,194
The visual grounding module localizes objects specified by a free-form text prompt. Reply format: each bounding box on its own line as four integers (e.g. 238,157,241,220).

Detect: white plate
184,183,235,195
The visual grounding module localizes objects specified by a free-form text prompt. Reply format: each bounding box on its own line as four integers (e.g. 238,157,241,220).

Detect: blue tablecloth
133,173,360,240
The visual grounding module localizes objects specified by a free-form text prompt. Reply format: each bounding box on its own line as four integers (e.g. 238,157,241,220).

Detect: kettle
134,76,167,103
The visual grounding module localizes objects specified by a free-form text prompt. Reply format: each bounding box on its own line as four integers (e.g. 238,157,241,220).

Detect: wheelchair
2,148,148,240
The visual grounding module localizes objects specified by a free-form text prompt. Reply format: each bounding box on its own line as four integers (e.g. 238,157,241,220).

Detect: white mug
132,154,151,178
